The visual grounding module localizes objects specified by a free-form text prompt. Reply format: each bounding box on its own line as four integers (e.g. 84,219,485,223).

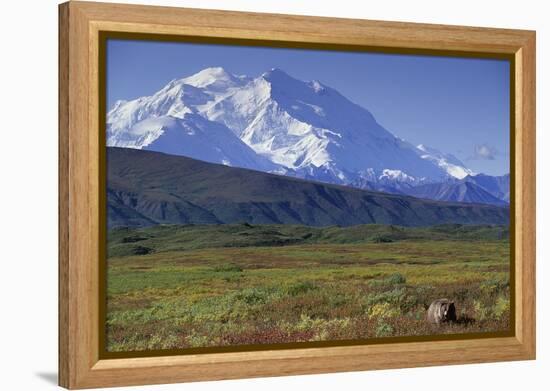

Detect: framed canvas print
58,1,536,389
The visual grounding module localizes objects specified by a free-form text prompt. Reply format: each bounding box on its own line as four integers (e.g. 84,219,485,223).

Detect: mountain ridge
107,147,509,229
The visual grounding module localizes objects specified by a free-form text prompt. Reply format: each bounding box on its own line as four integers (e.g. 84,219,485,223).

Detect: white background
0,0,547,389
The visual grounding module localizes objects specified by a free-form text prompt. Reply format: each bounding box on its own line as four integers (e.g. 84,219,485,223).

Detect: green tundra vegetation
105,223,510,352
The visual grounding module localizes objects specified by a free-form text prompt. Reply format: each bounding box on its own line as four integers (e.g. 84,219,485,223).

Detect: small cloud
469,143,499,160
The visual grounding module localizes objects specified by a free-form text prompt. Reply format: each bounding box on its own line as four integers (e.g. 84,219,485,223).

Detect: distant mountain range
107,147,509,228
107,67,509,206
407,180,508,206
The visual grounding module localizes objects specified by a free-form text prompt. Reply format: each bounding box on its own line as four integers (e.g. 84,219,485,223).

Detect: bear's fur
426,299,456,324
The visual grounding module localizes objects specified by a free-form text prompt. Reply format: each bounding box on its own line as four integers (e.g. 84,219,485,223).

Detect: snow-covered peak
109,99,128,114
261,69,329,96
106,81,210,139
416,144,474,179
107,66,477,190
379,169,416,184
260,68,307,93
261,67,291,79
182,67,249,91
183,67,231,83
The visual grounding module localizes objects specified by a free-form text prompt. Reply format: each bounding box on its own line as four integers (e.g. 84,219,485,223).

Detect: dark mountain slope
107,147,510,228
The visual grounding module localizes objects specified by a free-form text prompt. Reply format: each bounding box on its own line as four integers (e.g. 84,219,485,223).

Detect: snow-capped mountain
133,114,279,171
107,67,249,145
107,67,480,191
415,144,474,179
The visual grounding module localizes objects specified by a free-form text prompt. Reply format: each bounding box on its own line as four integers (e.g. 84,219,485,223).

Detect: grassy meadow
106,224,510,352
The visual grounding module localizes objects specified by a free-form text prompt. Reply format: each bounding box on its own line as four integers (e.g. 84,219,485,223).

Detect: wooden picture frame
59,1,536,389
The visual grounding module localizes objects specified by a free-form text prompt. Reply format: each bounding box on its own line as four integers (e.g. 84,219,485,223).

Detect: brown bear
427,299,457,324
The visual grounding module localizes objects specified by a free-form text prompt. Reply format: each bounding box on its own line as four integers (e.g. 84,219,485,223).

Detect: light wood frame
59,1,536,389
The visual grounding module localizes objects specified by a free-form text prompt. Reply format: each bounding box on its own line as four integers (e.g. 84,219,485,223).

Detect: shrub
386,273,406,285
234,288,270,305
130,246,153,255
368,273,406,288
493,296,510,318
185,331,211,348
375,321,394,337
367,279,385,288
368,302,400,319
286,281,318,296
372,234,394,243
281,314,352,341
480,278,509,295
473,300,490,321
213,263,243,273
365,287,407,308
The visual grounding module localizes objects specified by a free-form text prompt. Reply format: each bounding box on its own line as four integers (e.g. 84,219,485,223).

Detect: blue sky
107,39,510,176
